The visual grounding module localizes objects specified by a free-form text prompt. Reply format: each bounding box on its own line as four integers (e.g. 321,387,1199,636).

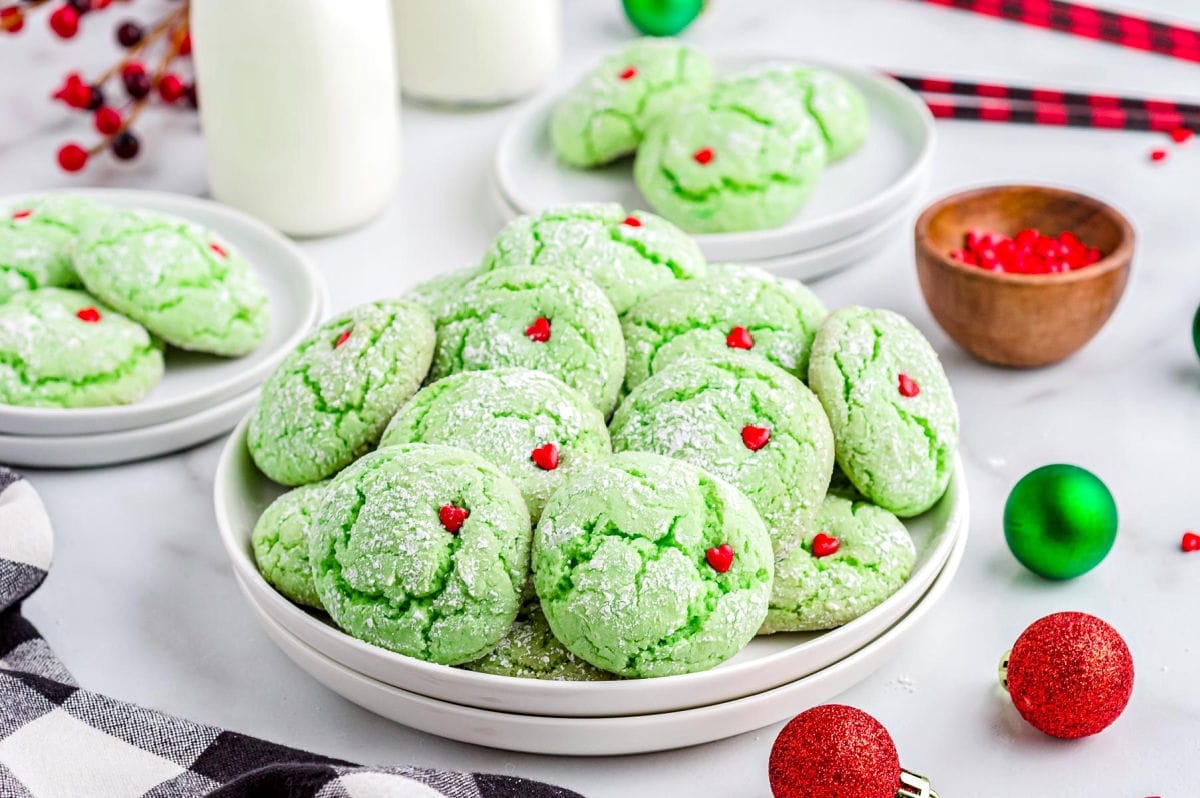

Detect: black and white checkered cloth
0,467,582,798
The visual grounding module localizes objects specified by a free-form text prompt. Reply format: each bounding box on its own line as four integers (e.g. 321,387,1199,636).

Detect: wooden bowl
915,185,1133,367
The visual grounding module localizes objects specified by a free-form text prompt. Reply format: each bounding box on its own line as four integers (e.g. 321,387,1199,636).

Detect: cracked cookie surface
248,299,435,486
310,443,531,665
461,599,612,681
0,196,108,303
252,480,330,609
533,452,773,677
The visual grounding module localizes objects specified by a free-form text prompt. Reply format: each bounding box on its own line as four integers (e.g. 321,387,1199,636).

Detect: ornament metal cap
999,648,1012,691
899,769,939,798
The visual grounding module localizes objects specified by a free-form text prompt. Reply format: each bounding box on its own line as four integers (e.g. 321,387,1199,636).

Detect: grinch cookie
380,369,611,521
481,203,707,315
248,300,435,486
0,196,107,303
808,306,959,517
405,264,480,318
763,495,915,632
310,444,531,665
620,262,827,392
533,452,774,678
72,209,269,356
428,268,625,416
462,601,612,681
633,70,828,233
251,481,329,610
610,353,834,537
551,38,714,167
0,288,163,408
796,68,870,162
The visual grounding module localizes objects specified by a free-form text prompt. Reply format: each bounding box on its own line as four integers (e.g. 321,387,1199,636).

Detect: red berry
531,442,559,471
116,20,142,47
75,306,100,323
94,106,122,135
705,544,734,573
158,74,186,103
123,70,151,99
209,242,227,258
812,532,839,558
1170,127,1193,144
49,5,79,38
1149,148,1168,162
110,131,139,160
11,209,31,220
1,6,24,33
741,425,770,451
53,73,94,109
898,373,920,398
121,62,146,79
726,325,753,350
56,143,88,172
622,215,641,227
525,316,551,342
618,66,636,80
439,504,469,533
334,328,352,348
1182,532,1200,552
692,147,714,165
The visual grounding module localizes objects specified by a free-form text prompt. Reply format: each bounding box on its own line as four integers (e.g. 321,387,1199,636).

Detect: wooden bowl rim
914,184,1134,286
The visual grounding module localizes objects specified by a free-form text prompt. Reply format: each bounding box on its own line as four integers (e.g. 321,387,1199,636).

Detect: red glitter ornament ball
1005,611,1134,739
769,704,900,798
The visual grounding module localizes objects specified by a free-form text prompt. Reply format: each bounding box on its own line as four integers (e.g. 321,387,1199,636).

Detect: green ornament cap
1003,464,1118,580
622,0,705,36
1192,303,1200,361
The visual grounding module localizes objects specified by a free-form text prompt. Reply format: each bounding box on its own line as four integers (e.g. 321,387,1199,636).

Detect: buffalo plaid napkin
0,466,581,798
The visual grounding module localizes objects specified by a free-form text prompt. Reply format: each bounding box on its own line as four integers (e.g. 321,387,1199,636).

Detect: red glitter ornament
705,544,733,573
1001,611,1134,739
531,442,559,471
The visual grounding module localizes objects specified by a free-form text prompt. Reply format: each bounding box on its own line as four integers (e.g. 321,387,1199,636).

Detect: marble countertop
4,0,1200,795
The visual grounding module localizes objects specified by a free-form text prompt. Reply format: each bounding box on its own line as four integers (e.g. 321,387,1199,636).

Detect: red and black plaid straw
922,96,1200,132
908,0,1200,63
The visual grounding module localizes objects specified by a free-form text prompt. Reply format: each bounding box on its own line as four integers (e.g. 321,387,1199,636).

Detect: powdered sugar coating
0,288,163,408
310,443,531,665
248,300,435,486
428,268,626,416
380,368,611,521
808,306,959,517
481,203,707,315
251,480,329,610
621,262,827,392
0,196,108,302
72,209,270,356
461,600,612,681
533,452,773,677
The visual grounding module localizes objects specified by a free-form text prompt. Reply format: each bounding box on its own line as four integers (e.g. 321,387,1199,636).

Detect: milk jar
393,0,562,106
190,0,400,236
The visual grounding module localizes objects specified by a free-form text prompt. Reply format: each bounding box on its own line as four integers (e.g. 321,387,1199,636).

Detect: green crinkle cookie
380,369,611,522
461,600,612,681
533,451,773,678
71,209,270,356
610,353,833,540
762,494,915,633
405,265,481,318
795,68,870,162
427,268,626,417
309,443,531,665
633,70,828,234
0,288,163,408
621,262,827,392
251,480,329,609
480,203,707,315
0,196,108,303
808,306,959,517
551,38,714,167
248,300,435,486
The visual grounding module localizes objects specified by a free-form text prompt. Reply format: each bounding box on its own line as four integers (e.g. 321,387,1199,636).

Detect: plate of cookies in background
492,40,935,277
0,189,326,467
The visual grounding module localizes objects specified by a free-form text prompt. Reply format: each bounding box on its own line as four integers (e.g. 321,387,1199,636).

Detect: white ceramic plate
215,416,967,718
493,56,935,263
239,519,966,756
0,388,258,469
0,189,326,437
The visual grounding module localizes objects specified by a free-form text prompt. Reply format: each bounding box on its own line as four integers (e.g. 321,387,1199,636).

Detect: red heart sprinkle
1149,148,1169,162
1170,127,1193,144
334,328,352,348
619,66,637,81
1182,532,1200,552
525,316,551,342
75,307,100,323
439,504,469,533
741,425,770,451
622,215,642,227
812,533,839,558
898,373,920,398
531,442,559,471
706,544,733,573
726,326,753,350
11,209,31,220
209,242,227,258
693,147,714,165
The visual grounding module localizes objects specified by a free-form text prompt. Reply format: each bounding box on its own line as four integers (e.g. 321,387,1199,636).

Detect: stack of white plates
214,421,968,756
0,190,327,469
490,57,936,282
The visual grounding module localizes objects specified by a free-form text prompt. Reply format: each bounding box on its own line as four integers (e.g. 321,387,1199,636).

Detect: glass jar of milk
190,0,400,236
393,0,562,106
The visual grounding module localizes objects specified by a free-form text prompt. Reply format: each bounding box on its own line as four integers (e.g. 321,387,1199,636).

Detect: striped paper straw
921,95,1200,131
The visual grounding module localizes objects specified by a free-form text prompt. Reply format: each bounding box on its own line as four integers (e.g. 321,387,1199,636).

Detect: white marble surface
3,1,1200,795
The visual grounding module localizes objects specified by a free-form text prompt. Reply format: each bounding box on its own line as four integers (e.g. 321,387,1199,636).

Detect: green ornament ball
622,0,705,36
1004,464,1118,580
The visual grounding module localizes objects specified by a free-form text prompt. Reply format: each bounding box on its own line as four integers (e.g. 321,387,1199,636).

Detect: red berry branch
2,0,196,172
